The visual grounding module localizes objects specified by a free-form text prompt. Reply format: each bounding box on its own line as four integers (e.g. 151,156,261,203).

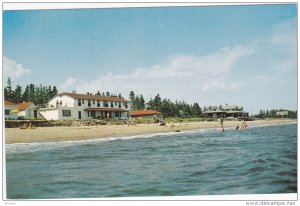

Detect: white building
39,92,131,120
4,101,37,120
4,100,18,119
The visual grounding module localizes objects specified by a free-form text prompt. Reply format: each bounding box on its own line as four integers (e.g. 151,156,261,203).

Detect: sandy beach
4,119,297,144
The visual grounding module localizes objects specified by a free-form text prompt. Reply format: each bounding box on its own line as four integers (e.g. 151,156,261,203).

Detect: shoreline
4,119,297,144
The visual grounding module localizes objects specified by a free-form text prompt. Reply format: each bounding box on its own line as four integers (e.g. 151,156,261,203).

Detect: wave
5,130,197,154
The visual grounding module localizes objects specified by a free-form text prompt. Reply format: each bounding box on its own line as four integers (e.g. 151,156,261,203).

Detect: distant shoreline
4,119,297,144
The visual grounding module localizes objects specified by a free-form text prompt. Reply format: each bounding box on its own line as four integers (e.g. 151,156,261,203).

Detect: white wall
4,105,18,119
17,103,36,119
48,95,75,108
57,107,79,120
39,109,59,120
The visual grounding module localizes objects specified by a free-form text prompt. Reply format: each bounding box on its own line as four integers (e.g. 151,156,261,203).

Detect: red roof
17,102,33,111
85,108,128,112
60,92,129,103
4,100,16,106
130,110,162,116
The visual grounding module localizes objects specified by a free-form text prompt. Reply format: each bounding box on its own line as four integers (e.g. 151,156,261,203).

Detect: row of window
63,110,123,118
77,99,128,108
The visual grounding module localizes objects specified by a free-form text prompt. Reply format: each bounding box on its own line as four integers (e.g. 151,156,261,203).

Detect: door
78,111,81,119
34,110,38,119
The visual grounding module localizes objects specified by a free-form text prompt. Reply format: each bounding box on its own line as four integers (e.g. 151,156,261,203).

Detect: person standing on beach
220,116,224,126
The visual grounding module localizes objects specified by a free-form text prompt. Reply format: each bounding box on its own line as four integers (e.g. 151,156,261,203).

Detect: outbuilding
129,109,163,120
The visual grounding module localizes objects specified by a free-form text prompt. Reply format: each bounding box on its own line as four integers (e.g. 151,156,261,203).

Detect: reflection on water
6,123,297,199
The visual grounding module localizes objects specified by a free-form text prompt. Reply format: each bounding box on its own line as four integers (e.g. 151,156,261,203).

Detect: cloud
59,77,77,91
201,81,240,92
3,57,31,80
58,45,252,101
58,19,296,113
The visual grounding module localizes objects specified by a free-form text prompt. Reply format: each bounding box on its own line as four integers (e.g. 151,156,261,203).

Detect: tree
13,85,23,103
22,85,30,102
29,84,35,102
52,86,58,97
153,94,162,111
161,98,172,117
139,95,145,110
4,77,14,101
192,103,202,117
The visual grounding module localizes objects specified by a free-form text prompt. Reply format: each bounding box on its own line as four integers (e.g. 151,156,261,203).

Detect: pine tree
153,94,162,111
5,77,14,101
140,95,145,110
13,85,23,103
22,85,30,102
192,103,202,117
129,91,136,110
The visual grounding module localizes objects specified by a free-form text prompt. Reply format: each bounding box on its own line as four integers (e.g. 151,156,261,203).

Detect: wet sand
4,119,296,144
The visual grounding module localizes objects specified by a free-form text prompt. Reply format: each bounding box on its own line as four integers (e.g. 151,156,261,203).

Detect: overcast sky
3,4,297,114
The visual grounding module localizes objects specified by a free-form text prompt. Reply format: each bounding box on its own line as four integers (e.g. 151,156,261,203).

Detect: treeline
129,91,202,118
253,109,297,119
4,78,58,106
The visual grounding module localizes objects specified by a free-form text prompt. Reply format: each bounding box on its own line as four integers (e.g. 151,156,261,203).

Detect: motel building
39,92,131,120
203,104,249,119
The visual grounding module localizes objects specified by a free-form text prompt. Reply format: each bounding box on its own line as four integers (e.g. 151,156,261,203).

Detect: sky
3,4,297,114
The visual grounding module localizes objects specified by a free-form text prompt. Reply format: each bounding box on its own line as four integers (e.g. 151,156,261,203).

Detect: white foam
5,130,194,154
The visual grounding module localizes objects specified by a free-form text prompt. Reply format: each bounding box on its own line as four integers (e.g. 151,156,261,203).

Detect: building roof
4,100,16,106
130,110,162,116
5,100,33,110
17,102,33,111
59,92,129,103
222,105,243,110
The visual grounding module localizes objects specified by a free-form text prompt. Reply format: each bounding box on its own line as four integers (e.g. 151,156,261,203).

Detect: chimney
86,92,89,95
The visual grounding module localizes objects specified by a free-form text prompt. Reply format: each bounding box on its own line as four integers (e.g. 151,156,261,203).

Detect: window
119,102,121,108
5,109,9,115
91,111,96,118
93,100,95,105
115,111,120,118
104,101,108,107
88,100,91,107
111,102,114,107
97,101,100,107
124,102,128,108
115,102,117,106
78,99,81,106
82,99,85,104
62,110,71,117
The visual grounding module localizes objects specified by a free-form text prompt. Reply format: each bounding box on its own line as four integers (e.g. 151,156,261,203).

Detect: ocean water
5,123,297,199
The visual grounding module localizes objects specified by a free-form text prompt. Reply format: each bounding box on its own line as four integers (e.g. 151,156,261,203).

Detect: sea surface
5,123,297,199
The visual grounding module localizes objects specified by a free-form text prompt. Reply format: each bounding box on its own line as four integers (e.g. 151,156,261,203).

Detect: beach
4,119,296,144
